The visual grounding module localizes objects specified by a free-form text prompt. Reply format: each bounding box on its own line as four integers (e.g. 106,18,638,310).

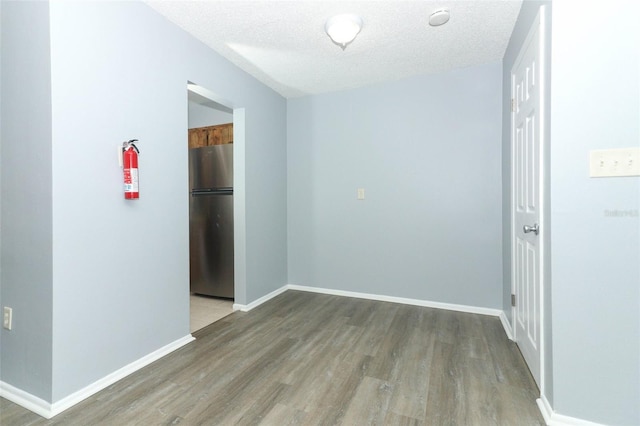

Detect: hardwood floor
0,291,545,425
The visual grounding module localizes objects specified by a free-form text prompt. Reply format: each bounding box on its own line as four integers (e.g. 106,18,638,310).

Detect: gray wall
550,0,640,423
501,0,552,400
1,0,287,403
188,101,233,129
287,61,503,308
0,1,54,401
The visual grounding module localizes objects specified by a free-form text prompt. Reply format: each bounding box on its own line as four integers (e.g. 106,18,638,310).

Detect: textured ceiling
147,0,523,98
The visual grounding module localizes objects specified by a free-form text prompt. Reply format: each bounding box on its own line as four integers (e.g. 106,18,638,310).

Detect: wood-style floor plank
0,290,544,425
386,327,433,420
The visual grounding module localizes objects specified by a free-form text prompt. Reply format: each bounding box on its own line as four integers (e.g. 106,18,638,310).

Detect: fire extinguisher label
124,168,139,192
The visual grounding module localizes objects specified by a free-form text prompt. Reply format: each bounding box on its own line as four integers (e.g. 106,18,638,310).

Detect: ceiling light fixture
325,14,363,50
429,9,450,27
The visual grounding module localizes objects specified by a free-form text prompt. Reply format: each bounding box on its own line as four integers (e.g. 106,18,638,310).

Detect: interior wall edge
1,335,194,420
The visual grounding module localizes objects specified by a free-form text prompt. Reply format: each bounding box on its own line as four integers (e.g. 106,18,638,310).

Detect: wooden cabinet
188,123,233,148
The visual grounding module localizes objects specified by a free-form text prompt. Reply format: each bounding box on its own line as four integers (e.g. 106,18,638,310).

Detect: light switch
357,188,365,200
589,148,640,177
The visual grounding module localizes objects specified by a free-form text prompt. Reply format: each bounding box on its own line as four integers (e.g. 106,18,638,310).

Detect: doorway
510,7,546,388
187,83,236,332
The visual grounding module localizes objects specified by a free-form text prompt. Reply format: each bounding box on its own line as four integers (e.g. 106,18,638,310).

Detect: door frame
186,81,247,311
510,6,547,392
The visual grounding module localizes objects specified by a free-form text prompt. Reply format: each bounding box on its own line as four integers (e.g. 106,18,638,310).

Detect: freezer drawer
189,192,234,298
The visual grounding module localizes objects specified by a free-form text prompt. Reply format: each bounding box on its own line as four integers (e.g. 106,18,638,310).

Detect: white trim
0,381,53,419
233,283,507,320
50,334,194,417
235,284,509,322
538,4,548,400
510,61,517,337
232,107,247,308
499,311,514,340
0,335,194,419
232,285,288,312
538,395,554,424
537,395,606,426
234,283,508,323
2,287,516,420
288,284,503,317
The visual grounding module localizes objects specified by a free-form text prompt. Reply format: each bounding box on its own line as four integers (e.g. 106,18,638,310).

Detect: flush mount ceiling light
325,14,363,50
429,9,450,26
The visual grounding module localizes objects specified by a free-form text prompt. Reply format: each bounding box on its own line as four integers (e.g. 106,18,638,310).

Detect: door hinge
511,98,515,112
511,294,516,307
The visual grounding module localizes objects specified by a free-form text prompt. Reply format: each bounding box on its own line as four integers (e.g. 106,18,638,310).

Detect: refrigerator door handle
191,189,233,196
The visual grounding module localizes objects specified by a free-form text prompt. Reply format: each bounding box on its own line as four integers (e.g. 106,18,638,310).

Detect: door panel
512,10,543,387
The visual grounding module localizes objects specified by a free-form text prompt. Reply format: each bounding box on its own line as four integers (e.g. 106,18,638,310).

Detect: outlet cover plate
590,148,640,177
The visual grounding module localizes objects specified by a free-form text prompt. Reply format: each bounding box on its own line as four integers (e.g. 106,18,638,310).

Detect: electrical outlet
3,307,12,330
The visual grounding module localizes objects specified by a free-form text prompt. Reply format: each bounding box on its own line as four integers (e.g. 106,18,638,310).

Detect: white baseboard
287,284,503,317
232,285,288,312
234,283,504,319
538,394,554,425
232,283,506,323
499,311,514,340
1,334,194,419
537,395,606,426
2,286,516,420
0,381,53,419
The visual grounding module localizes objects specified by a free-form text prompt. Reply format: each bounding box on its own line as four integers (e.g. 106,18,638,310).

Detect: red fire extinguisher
122,139,140,199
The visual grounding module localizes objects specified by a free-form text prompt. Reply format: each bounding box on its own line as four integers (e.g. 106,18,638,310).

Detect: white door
511,9,545,387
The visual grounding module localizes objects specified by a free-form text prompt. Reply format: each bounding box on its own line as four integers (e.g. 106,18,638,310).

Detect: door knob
523,223,539,235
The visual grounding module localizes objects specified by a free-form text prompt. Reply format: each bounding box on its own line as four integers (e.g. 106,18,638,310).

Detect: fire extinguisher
122,139,140,199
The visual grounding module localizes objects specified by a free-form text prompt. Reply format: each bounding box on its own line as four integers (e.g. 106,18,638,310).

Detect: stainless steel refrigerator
189,144,234,298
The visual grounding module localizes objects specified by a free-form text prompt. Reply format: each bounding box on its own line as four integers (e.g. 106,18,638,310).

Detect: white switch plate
357,188,365,200
589,148,640,177
3,307,12,330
